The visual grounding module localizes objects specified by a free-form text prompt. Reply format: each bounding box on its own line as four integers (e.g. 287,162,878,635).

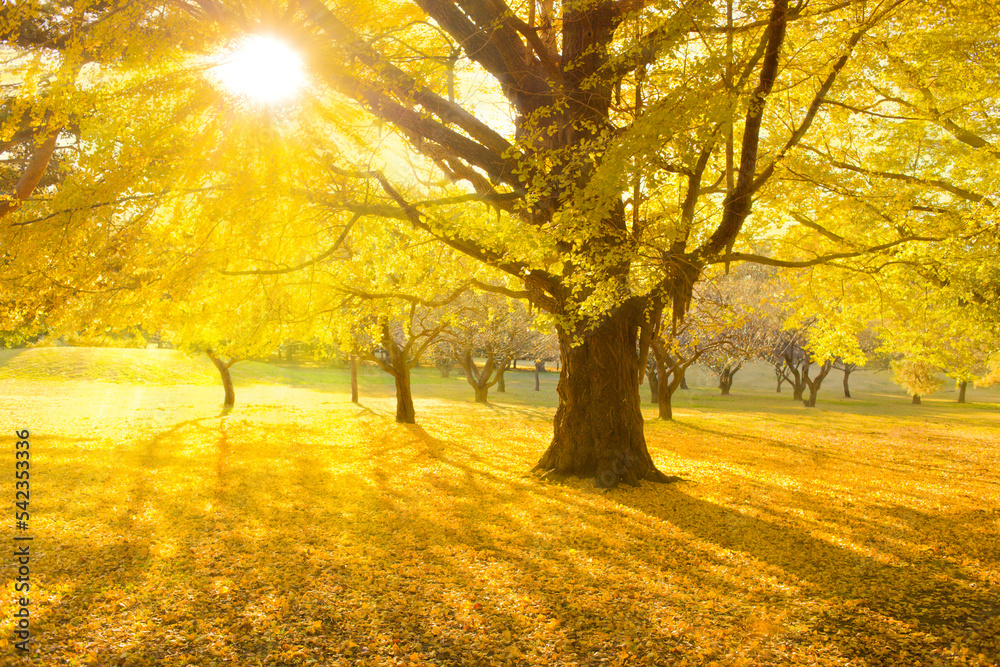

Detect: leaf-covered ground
1,348,999,666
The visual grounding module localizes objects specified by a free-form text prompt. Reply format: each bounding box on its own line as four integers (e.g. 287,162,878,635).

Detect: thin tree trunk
679,374,689,390
648,366,659,404
534,361,544,391
497,365,507,393
803,361,832,407
207,351,235,408
0,127,61,220
958,380,967,403
842,368,852,398
350,355,359,403
394,366,416,423
656,368,673,421
534,304,672,487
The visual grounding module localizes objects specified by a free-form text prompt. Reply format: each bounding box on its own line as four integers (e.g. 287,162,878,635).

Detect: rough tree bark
534,302,672,487
206,350,236,408
288,0,792,485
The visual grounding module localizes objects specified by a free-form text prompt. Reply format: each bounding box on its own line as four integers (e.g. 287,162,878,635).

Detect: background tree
648,288,735,419
832,329,883,398
350,305,449,423
891,359,944,405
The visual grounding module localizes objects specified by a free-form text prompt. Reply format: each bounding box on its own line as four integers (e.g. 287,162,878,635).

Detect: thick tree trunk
792,381,805,401
207,352,235,408
912,394,921,405
804,387,819,407
394,366,416,423
718,364,739,395
958,380,967,403
534,304,672,487
474,385,489,402
350,355,359,403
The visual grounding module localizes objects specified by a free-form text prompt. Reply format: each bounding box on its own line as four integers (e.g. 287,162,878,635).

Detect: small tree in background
891,359,944,405
351,305,450,423
691,271,778,398
832,329,883,398
445,292,546,403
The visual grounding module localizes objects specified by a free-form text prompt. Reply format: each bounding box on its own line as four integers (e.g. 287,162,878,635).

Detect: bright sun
214,35,306,104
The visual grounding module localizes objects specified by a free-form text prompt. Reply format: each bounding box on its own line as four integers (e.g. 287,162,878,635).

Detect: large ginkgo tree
7,0,999,486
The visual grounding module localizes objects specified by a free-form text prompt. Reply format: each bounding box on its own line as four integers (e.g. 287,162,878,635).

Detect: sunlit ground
1,348,998,666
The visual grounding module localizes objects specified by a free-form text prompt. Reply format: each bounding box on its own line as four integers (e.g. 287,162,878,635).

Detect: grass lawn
1,347,999,666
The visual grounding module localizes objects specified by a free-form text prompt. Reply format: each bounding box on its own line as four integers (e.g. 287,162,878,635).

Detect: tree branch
714,235,943,268
699,0,789,259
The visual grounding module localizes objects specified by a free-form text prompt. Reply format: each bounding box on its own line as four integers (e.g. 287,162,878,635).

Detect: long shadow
614,485,1000,663
666,420,1000,484
349,426,700,664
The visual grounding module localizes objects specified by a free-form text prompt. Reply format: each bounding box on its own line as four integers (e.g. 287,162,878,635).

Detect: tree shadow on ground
23,408,1000,667
613,484,1000,664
